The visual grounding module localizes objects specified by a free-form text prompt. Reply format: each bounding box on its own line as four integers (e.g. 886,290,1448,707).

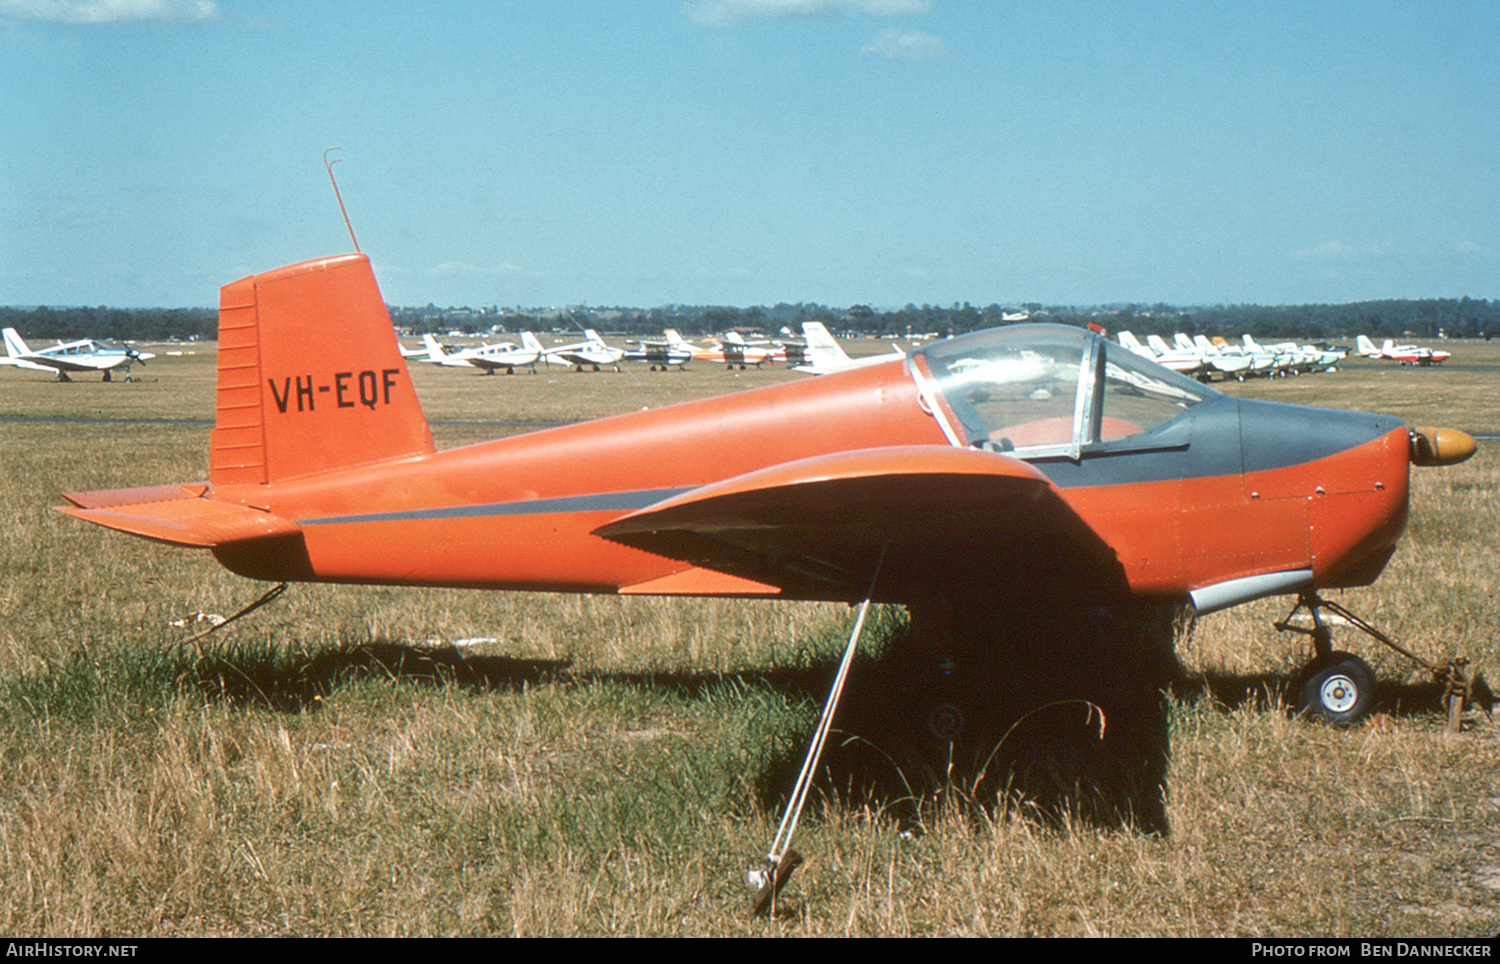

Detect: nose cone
1237,399,1409,475
1411,427,1477,466
1233,400,1414,591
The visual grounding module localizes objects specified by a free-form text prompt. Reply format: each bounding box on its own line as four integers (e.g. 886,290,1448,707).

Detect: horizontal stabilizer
57,485,299,548
61,482,209,509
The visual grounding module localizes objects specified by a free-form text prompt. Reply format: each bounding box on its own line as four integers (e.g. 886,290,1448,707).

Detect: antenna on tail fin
324,147,360,253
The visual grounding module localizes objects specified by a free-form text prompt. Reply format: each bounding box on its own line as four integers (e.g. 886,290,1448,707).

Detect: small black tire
1294,652,1377,724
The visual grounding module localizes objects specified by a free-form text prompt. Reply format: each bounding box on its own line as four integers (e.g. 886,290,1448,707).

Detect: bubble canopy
908,324,1219,460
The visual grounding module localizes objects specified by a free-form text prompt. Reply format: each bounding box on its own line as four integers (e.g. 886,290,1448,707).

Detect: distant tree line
5,297,1496,344
0,305,216,343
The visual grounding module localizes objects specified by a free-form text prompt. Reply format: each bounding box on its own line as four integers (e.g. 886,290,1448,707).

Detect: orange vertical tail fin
210,254,435,485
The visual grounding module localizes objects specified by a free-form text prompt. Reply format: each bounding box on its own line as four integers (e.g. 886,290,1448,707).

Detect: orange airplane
59,252,1476,733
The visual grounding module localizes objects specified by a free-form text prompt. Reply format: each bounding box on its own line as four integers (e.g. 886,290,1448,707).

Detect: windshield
1094,338,1213,441
911,324,1217,456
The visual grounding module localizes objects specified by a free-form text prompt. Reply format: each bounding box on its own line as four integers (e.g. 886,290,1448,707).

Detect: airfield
1,336,1496,936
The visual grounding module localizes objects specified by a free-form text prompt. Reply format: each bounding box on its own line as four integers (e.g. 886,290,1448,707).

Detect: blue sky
2,0,1495,309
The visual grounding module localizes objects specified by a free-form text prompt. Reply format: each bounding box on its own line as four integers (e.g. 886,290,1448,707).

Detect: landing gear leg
1275,592,1477,731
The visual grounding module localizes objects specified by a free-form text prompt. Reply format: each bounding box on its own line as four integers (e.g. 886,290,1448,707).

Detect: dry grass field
0,337,1496,936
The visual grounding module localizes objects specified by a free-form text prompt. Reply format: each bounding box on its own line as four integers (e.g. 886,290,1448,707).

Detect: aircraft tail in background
3,327,32,358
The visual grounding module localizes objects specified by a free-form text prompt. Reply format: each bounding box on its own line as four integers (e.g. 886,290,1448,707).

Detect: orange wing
595,445,1127,604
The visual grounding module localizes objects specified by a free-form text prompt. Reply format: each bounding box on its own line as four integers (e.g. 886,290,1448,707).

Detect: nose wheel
1275,593,1477,731
1293,651,1376,724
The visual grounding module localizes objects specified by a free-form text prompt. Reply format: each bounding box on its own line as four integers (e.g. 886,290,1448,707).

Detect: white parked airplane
1143,333,1212,377
2,328,155,381
794,322,905,375
1116,331,1211,378
546,330,625,372
421,332,547,374
1243,335,1344,374
1357,335,1449,366
1189,335,1254,380
1115,330,1157,361
1211,335,1279,376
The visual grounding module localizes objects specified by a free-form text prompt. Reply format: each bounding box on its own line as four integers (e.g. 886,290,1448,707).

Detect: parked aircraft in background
1357,335,1386,360
545,330,625,372
1217,335,1283,375
717,331,776,369
1115,330,1157,361
1244,335,1344,373
1144,334,1212,378
418,333,453,364
1189,336,1254,380
2,328,155,382
667,331,775,369
421,332,546,374
1242,334,1311,374
731,330,800,365
1357,335,1451,366
1117,331,1210,379
623,331,694,370
794,321,906,375
671,330,779,369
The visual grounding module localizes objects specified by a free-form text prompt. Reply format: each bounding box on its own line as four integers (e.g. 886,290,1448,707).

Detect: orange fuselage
59,255,1419,614
207,356,1411,604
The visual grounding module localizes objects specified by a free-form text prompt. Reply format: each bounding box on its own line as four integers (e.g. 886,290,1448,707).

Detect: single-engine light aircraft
59,254,1478,734
421,331,547,374
544,329,625,372
1357,335,1451,366
3,327,155,381
623,331,695,371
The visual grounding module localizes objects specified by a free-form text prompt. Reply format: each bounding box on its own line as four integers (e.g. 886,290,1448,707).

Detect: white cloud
682,0,928,29
860,27,948,60
0,0,216,23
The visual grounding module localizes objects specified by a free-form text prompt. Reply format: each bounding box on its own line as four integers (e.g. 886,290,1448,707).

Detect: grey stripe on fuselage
300,487,693,527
